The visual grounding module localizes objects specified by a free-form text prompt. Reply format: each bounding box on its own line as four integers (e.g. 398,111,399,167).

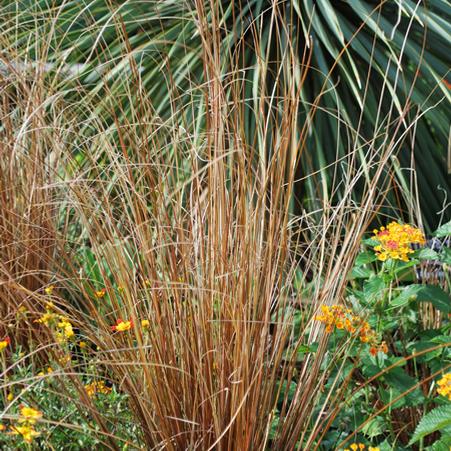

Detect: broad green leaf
363,276,385,302
434,221,451,237
409,405,451,445
391,284,451,313
417,248,439,261
415,285,451,314
355,251,377,266
439,248,451,265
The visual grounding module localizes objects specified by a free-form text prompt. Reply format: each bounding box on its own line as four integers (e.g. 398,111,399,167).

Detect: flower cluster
372,222,425,262
315,305,385,353
437,373,451,401
84,380,112,398
344,444,379,451
36,303,74,344
9,405,42,444
111,318,150,332
0,336,11,351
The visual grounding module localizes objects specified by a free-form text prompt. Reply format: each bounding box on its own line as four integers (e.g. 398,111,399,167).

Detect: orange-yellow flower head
18,406,42,424
437,373,451,401
0,336,11,351
10,425,40,443
84,380,112,398
372,222,425,262
44,285,55,295
111,318,133,332
315,306,384,354
94,288,106,299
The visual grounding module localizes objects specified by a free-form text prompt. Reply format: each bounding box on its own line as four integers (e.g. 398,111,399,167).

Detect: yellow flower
38,367,53,377
111,318,132,332
0,424,5,431
372,222,425,262
141,319,150,329
0,337,11,351
368,447,380,451
36,311,58,326
10,424,40,443
79,341,87,349
55,318,74,343
437,373,451,401
44,285,55,295
84,380,112,398
19,406,42,424
350,444,359,451
94,288,106,299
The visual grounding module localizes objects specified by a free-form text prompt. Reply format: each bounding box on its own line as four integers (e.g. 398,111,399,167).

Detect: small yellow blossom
368,447,380,451
0,337,11,351
56,318,74,342
84,380,112,398
141,319,150,329
7,392,14,402
79,341,87,349
18,406,42,424
58,354,71,366
0,424,5,431
94,288,106,299
111,318,133,332
10,424,40,443
437,373,451,401
38,367,53,377
44,285,55,295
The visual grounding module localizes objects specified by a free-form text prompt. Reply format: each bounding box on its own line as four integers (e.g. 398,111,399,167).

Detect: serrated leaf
355,251,377,266
409,405,451,445
364,276,385,302
415,285,451,314
417,248,439,261
361,416,384,438
434,221,451,237
439,248,451,264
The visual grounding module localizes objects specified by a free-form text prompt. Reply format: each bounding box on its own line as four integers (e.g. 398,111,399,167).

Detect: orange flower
111,318,133,332
0,337,11,351
94,288,106,299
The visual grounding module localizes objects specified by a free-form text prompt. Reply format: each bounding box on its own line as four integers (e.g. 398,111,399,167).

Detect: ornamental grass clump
0,0,448,449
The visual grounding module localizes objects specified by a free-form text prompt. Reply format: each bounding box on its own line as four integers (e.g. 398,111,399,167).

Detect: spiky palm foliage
0,0,449,230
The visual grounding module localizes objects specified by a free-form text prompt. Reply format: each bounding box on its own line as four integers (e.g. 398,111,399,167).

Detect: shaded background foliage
1,0,449,230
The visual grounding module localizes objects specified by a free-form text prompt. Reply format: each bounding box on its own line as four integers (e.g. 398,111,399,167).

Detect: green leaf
417,248,439,261
434,221,451,237
361,416,384,438
439,248,451,264
383,368,425,407
349,266,374,280
355,251,377,266
415,285,451,314
390,284,451,313
390,285,421,308
364,276,385,302
409,405,451,445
